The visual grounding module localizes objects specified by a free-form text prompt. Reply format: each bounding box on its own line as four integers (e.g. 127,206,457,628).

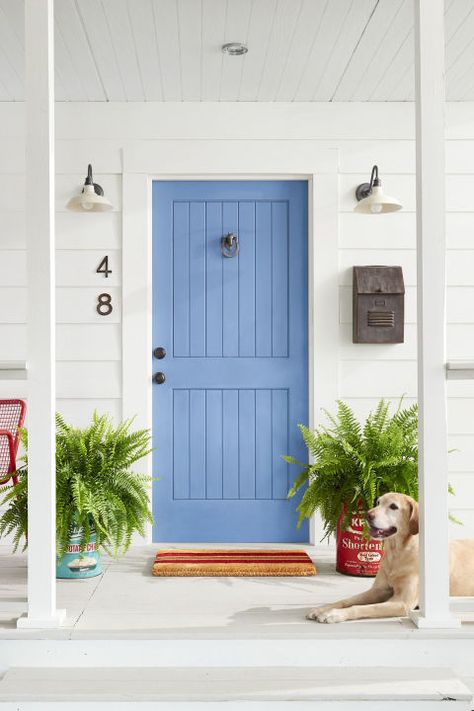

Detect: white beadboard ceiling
0,0,473,102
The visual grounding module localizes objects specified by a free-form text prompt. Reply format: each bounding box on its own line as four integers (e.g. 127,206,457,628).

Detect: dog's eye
389,503,398,510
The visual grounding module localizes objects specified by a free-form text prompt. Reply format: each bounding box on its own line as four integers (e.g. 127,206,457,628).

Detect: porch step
0,666,471,710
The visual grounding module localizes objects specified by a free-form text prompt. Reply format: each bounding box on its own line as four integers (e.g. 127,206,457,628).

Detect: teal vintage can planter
56,525,102,579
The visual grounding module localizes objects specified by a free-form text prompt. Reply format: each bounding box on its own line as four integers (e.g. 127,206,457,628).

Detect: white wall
0,101,473,537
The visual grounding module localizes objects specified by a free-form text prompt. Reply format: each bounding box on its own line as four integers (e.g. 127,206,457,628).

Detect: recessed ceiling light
221,42,248,56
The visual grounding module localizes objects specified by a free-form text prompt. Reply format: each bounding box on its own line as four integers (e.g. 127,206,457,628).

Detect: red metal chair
0,399,26,486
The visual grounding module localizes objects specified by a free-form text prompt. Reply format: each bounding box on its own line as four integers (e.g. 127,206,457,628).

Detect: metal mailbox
353,266,405,344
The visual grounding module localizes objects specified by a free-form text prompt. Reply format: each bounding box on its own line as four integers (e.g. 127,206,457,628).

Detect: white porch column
17,0,65,628
411,0,458,628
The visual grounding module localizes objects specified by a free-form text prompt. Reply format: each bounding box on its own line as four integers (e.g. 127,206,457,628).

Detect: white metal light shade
354,165,402,214
354,185,402,214
66,164,113,212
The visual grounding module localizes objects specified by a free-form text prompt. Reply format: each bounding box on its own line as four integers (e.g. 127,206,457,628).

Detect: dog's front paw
316,608,346,624
306,606,328,621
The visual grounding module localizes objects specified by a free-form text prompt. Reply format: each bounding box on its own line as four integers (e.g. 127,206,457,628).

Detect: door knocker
221,232,240,258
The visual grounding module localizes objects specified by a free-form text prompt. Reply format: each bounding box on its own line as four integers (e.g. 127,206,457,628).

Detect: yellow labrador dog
308,492,474,623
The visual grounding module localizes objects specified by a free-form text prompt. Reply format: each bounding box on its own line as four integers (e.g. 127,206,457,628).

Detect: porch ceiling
1,0,473,103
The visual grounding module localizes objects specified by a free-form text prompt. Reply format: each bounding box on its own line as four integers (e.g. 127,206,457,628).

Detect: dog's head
365,493,419,540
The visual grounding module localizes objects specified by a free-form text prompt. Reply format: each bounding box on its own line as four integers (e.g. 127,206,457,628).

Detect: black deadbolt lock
153,346,166,360
153,372,166,384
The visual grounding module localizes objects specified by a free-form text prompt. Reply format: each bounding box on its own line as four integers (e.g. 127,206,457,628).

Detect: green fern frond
0,412,155,558
286,397,425,540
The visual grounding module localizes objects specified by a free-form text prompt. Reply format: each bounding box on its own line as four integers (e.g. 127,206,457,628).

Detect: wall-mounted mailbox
353,266,405,344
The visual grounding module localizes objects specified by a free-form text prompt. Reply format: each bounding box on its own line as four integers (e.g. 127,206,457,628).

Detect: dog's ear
408,498,419,535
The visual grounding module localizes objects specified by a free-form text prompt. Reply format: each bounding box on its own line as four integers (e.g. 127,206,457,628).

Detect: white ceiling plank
445,0,474,42
447,52,474,100
75,0,126,101
0,45,22,101
54,70,69,102
239,0,278,101
445,2,474,72
350,0,413,101
101,0,145,101
314,0,378,101
459,66,474,100
446,1,474,98
333,0,406,101
153,0,182,101
389,64,415,101
294,0,355,101
256,0,303,101
370,28,413,101
54,21,89,101
0,76,11,101
0,2,24,100
220,0,253,101
201,0,226,101
275,0,327,101
128,0,163,101
0,0,24,37
177,0,202,101
449,57,474,100
447,57,474,103
55,0,106,101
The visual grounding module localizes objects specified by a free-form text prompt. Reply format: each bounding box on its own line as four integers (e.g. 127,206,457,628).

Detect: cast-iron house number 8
96,255,113,316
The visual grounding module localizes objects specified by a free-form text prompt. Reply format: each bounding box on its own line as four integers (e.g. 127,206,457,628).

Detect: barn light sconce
66,164,113,212
221,232,240,258
354,165,402,214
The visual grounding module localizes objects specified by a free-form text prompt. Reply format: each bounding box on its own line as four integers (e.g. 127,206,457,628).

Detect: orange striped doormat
152,549,317,577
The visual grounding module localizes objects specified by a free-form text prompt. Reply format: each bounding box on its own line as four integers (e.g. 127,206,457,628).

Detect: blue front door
152,181,308,542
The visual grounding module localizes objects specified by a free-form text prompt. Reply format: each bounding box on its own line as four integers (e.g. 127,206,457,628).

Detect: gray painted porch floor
0,544,472,640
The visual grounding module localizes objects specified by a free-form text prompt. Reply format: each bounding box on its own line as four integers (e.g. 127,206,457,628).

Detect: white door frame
121,142,339,544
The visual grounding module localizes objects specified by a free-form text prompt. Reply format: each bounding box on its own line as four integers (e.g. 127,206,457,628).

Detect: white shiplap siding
0,101,473,538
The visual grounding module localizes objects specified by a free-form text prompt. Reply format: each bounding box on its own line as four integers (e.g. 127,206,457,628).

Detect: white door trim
122,142,339,544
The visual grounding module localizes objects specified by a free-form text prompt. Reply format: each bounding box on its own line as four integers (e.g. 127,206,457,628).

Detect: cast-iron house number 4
96,255,113,316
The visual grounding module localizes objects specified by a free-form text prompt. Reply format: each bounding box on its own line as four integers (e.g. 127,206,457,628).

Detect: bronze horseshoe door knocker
221,232,240,258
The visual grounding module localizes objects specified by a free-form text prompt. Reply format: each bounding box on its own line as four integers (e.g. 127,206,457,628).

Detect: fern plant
0,412,154,558
286,399,419,540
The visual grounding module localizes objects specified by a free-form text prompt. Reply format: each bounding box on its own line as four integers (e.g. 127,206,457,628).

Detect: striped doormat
152,549,317,577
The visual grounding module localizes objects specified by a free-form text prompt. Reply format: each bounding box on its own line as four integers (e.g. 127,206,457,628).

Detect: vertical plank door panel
173,389,190,500
238,389,256,499
189,389,206,499
206,389,224,499
238,201,256,357
255,389,272,499
205,202,223,357
222,389,239,500
255,202,273,357
222,201,239,358
189,202,206,357
173,202,190,357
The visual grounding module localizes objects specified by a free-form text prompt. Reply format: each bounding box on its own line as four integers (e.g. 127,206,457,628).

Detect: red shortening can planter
336,505,384,577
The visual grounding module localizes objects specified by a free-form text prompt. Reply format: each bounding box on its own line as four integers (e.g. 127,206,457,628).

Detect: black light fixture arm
355,164,381,202
83,163,105,196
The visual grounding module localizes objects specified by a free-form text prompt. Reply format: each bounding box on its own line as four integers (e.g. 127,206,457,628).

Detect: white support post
308,172,339,545
410,0,458,629
17,0,65,629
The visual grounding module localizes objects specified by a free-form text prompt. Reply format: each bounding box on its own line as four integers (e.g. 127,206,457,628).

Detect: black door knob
153,372,166,384
153,347,166,360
